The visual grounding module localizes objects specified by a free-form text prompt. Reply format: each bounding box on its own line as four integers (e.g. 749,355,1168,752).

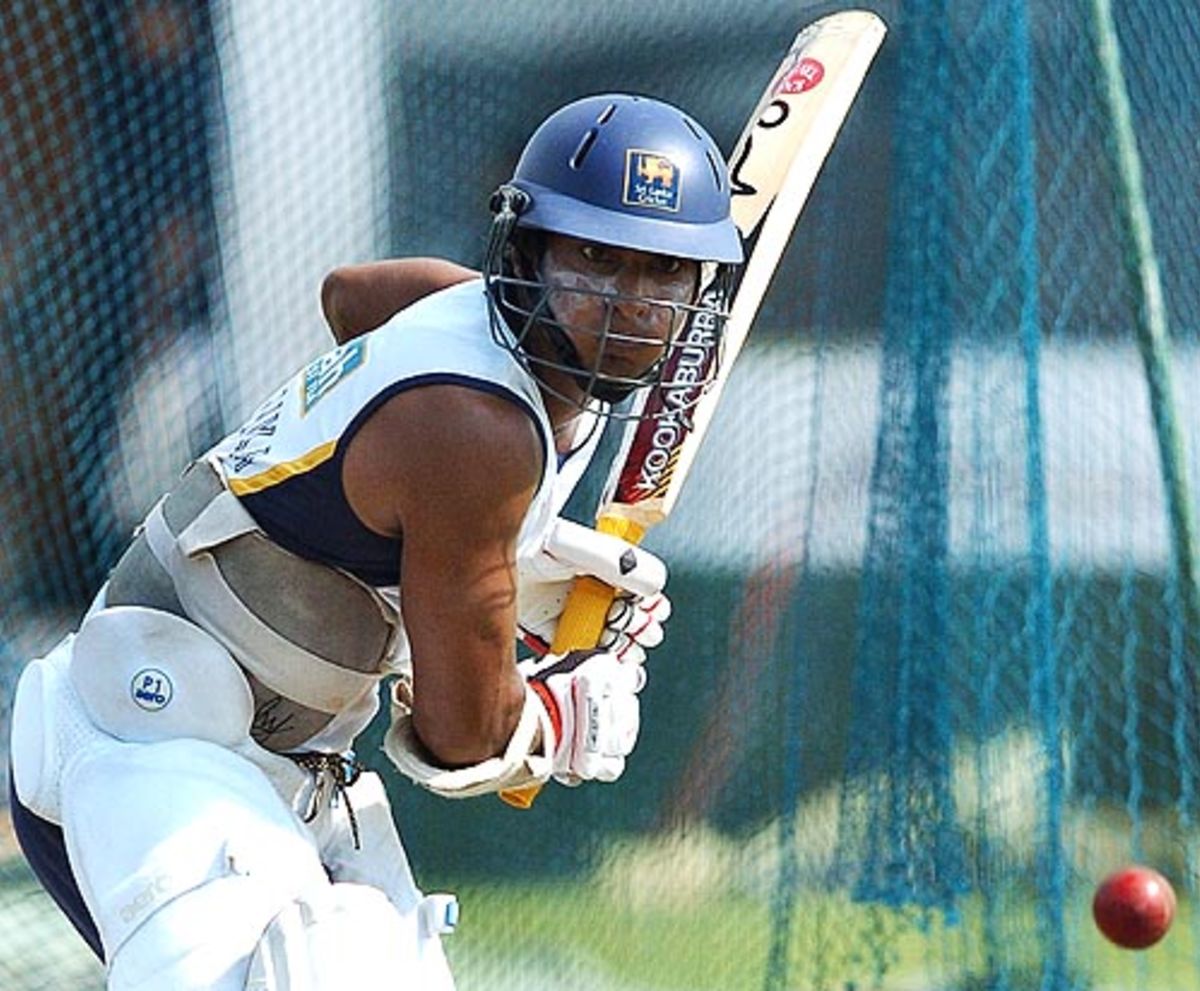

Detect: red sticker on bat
778,57,824,94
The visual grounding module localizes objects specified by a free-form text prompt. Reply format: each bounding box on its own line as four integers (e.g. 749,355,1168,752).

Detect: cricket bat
501,9,887,808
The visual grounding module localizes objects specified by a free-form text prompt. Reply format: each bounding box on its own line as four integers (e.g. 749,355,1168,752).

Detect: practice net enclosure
2,2,1198,989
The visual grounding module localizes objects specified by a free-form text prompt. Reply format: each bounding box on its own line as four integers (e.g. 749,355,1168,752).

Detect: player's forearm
411,659,528,767
320,258,478,343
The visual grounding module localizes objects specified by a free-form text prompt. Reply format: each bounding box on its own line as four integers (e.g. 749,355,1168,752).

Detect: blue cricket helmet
509,93,744,264
484,93,743,418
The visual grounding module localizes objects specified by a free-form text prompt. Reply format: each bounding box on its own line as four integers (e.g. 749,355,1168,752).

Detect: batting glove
519,648,646,785
517,518,672,662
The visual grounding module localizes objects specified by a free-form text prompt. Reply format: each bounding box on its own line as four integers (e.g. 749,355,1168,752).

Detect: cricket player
8,93,743,989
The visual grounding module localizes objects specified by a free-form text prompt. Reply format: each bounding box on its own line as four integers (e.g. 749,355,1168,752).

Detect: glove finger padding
520,648,646,786
597,592,671,663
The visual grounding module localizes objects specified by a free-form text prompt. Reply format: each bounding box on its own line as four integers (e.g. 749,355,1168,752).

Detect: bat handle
548,575,619,652
546,515,645,649
499,517,644,809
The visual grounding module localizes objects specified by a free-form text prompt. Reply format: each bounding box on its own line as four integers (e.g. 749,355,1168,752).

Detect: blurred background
2,1,1199,988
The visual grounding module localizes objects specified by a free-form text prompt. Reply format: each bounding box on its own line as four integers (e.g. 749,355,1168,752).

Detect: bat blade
500,10,887,809
607,9,888,530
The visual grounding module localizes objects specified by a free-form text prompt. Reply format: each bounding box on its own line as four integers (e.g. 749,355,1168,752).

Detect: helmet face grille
483,228,737,420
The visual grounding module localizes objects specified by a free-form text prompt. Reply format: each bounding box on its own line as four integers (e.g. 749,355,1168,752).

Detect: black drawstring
288,752,365,850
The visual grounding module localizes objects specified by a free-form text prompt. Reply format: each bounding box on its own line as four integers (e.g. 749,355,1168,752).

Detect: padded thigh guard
70,604,257,748
10,604,269,825
64,740,457,990
63,738,330,989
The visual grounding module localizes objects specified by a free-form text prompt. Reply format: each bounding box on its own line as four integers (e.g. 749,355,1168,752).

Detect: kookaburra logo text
636,309,720,494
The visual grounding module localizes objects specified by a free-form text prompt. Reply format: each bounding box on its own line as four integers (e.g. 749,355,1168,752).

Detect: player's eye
652,255,685,276
579,243,615,266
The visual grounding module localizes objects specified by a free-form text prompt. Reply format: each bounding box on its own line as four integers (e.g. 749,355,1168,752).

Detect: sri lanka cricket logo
623,150,681,212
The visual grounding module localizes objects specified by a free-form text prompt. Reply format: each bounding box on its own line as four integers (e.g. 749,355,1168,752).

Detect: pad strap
383,683,553,799
140,485,386,714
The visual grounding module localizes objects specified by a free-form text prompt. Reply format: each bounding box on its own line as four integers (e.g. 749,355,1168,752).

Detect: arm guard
382,679,554,799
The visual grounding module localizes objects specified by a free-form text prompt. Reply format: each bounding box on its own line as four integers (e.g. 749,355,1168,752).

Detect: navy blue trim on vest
238,373,548,586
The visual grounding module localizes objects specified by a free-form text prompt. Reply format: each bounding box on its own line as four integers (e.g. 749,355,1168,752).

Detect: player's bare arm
321,257,479,343
341,383,542,765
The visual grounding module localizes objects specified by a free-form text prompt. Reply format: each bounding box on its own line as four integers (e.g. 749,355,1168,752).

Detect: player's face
539,233,700,384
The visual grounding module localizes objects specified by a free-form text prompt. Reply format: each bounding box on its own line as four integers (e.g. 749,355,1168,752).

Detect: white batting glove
519,648,646,785
517,518,672,662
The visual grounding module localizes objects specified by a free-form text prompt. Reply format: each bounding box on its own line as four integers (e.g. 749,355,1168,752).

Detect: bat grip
549,575,618,652
545,515,645,649
499,516,644,809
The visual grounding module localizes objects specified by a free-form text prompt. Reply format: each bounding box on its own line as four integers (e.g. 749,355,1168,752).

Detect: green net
3,2,1199,989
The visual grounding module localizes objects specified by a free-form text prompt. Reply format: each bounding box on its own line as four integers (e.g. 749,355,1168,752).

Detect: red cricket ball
1092,866,1177,949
